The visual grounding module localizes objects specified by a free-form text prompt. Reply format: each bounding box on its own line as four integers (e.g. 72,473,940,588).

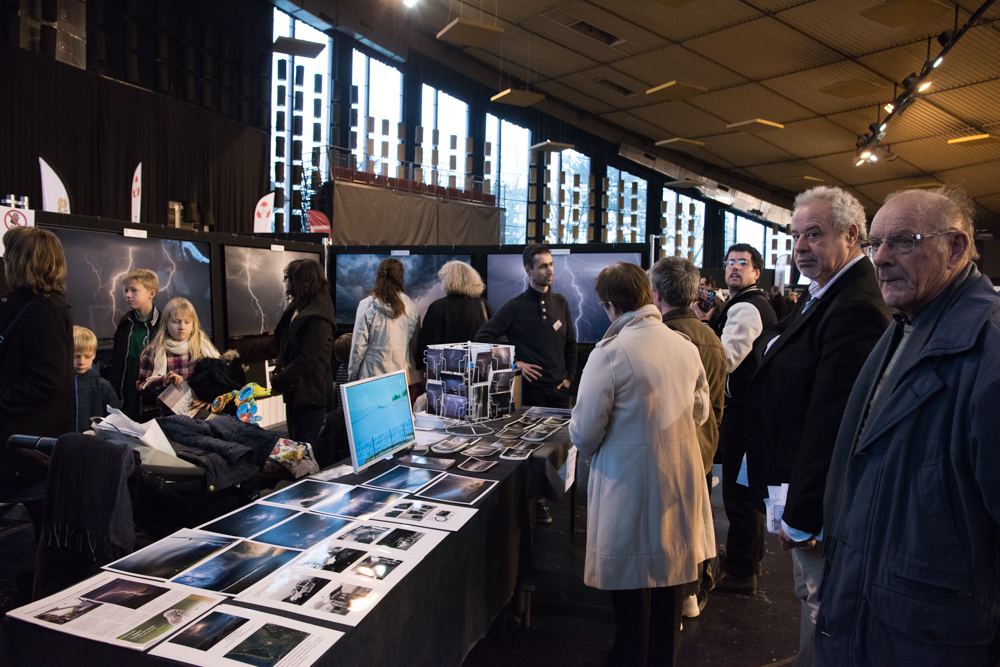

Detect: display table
1,411,572,667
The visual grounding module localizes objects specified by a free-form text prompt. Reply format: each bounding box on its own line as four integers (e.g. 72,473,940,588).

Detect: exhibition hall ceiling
404,0,1000,228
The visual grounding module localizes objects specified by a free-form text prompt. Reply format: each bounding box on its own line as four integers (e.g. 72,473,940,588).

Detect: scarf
152,336,218,378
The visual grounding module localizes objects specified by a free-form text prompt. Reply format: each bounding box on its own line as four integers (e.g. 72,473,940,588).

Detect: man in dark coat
745,187,891,665
817,187,1000,666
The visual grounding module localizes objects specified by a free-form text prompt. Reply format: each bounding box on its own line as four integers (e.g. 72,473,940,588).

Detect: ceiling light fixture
947,133,1000,146
884,102,895,113
918,81,932,92
933,56,944,67
403,0,419,6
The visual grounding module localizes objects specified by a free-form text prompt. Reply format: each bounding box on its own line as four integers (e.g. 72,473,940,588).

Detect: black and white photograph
492,392,514,418
298,545,367,574
431,440,467,454
442,348,467,373
311,583,376,617
280,577,327,606
382,501,431,521
543,416,571,426
34,599,101,625
364,466,442,494
441,373,466,396
500,448,532,461
473,351,493,383
82,578,170,609
350,555,404,581
376,528,425,552
224,246,321,337
171,541,299,596
416,473,499,506
491,346,512,370
524,406,573,419
442,394,467,419
337,523,393,545
521,426,556,442
425,381,443,416
461,444,495,458
373,500,478,532
469,384,488,420
106,529,238,581
253,513,350,551
313,486,406,520
425,349,444,381
260,480,354,511
488,369,515,394
493,438,520,448
199,504,299,539
458,458,498,473
223,622,310,666
168,611,250,652
395,455,454,471
447,436,480,446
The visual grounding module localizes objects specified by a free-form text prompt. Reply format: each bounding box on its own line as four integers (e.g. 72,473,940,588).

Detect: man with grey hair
745,186,891,665
649,256,726,618
816,187,1000,666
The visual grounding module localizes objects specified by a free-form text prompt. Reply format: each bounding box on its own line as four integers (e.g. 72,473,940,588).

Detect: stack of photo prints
9,466,502,666
424,342,515,421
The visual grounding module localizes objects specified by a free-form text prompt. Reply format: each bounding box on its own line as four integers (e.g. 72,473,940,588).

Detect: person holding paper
570,262,712,667
745,187,890,665
818,187,1000,666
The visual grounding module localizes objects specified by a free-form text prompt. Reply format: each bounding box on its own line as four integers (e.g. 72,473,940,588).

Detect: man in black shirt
475,244,578,410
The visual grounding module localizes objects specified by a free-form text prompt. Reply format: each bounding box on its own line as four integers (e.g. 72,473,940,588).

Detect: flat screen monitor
341,369,416,474
50,227,212,345
335,253,472,325
224,246,322,337
486,251,642,344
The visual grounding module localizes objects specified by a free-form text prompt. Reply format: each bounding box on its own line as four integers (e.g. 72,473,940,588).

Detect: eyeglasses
860,229,956,256
598,301,610,309
723,259,752,268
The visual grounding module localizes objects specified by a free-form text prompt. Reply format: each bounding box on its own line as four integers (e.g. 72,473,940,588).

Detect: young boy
109,269,161,420
73,326,121,432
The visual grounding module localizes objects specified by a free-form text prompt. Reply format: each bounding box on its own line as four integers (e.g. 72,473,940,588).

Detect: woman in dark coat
415,260,494,370
0,226,74,504
271,259,337,446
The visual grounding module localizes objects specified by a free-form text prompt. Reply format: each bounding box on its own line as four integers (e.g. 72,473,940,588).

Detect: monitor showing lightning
223,246,321,337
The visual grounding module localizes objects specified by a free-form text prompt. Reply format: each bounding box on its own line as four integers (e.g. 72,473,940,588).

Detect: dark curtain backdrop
0,44,269,233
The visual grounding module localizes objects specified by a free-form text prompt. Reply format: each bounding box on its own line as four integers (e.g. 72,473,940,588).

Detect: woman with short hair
415,260,493,370
347,258,419,382
0,226,75,502
272,259,337,445
570,261,714,667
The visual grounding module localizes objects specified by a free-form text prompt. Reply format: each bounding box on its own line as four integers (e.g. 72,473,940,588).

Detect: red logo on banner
256,202,271,219
4,210,27,229
132,175,141,199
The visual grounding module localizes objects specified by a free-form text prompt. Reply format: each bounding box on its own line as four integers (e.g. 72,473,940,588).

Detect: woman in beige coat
569,262,715,667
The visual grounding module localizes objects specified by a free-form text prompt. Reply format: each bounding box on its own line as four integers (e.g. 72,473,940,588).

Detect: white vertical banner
253,191,275,232
130,162,142,223
38,156,71,214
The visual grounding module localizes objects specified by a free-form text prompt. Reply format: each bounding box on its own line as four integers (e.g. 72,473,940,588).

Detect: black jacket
108,307,161,399
745,259,891,534
74,366,121,432
415,294,494,370
272,290,337,407
0,288,75,486
713,285,777,410
474,287,577,388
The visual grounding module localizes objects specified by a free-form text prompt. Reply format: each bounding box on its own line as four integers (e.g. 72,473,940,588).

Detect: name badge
553,320,562,331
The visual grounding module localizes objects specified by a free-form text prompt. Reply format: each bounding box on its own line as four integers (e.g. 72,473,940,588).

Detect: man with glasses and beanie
744,187,891,666
816,187,1000,667
694,244,777,594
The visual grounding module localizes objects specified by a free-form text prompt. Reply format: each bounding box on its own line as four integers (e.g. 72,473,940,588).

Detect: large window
659,189,706,266
724,212,770,266
486,114,531,244
419,85,468,187
271,9,330,232
544,149,590,244
605,167,646,243
352,49,403,176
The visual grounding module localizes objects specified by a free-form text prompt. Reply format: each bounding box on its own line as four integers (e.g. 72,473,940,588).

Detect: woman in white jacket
569,262,714,667
347,258,419,382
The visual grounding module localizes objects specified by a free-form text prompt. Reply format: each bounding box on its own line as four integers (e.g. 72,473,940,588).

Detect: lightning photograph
223,246,321,337
485,252,641,344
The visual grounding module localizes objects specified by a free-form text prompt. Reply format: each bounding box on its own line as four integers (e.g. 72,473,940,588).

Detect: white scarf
152,337,218,378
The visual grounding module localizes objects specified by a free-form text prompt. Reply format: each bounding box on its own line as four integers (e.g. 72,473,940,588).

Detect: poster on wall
224,245,321,337
486,252,642,343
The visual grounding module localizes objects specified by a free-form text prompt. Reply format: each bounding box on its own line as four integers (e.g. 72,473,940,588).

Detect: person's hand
778,524,817,551
557,379,571,390
517,361,543,382
164,372,184,386
191,398,209,409
691,301,715,322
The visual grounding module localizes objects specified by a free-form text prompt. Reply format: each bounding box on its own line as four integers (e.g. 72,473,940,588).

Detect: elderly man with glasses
816,187,1000,666
744,186,892,666
693,244,777,594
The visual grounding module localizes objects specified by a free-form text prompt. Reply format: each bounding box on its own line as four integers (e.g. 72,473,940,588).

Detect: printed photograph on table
198,504,300,539
223,246,321,337
151,603,343,667
82,578,170,609
351,554,404,581
500,448,531,461
336,522,393,545
236,567,385,627
253,513,351,551
300,521,446,561
442,394,467,419
524,406,573,419
312,486,406,520
298,545,368,573
462,444,495,458
425,381,443,416
260,480,354,511
488,369,515,394
417,473,498,505
115,593,218,647
105,529,238,580
492,392,513,418
459,458,497,473
171,541,299,596
364,465,442,494
342,369,416,473
441,373,466,396
374,500,478,532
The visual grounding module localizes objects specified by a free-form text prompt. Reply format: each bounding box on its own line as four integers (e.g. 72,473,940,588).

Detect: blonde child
111,268,161,420
136,298,218,413
72,326,120,432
